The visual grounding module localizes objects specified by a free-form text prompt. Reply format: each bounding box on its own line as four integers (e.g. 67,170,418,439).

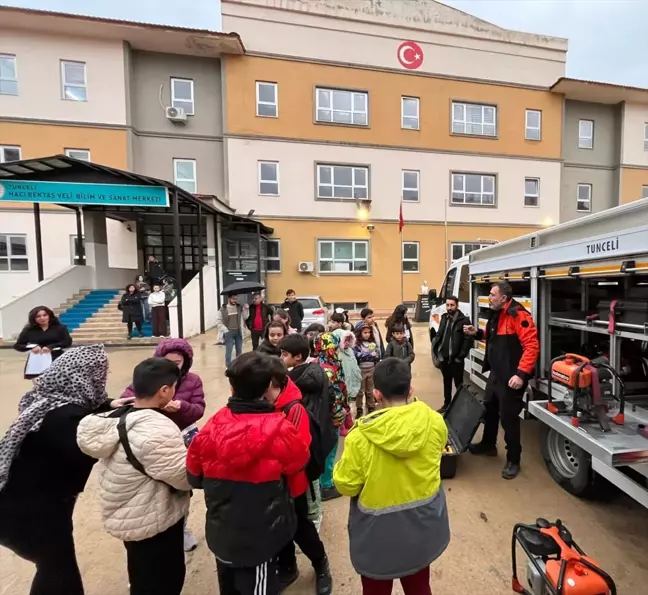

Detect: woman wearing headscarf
385,304,414,347
0,345,125,595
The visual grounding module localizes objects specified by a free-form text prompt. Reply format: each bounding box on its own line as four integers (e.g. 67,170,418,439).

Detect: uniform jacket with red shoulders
476,298,539,384
273,377,312,499
186,398,309,567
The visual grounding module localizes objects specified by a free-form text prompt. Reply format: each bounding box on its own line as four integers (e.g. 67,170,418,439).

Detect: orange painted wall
620,167,648,204
262,219,539,310
224,56,563,159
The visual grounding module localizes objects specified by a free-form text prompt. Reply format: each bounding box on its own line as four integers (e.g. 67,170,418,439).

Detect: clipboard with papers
23,344,60,377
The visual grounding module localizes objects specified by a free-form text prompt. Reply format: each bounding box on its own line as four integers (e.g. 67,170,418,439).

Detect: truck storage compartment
596,300,648,326
441,386,485,479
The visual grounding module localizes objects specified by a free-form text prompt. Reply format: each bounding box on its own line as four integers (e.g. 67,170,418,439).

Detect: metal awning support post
172,188,184,338
214,214,221,304
33,203,44,282
255,222,262,283
197,203,205,334
75,207,85,265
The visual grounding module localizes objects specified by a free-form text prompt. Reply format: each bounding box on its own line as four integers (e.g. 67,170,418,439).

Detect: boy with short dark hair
269,346,335,594
384,323,415,365
282,289,304,332
77,358,190,595
333,358,450,595
186,352,310,595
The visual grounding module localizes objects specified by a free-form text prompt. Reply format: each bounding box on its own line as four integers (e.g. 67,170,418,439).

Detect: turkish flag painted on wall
399,203,405,232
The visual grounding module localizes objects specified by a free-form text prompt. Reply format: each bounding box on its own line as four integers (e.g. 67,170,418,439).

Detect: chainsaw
547,354,626,431
512,518,616,595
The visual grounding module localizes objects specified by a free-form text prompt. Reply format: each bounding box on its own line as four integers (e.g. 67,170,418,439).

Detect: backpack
282,400,328,483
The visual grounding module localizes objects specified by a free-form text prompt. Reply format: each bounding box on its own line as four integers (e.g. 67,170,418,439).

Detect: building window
318,240,369,274
642,185,648,200
578,119,594,149
173,159,197,194
65,148,91,161
265,239,281,272
402,241,419,273
525,109,541,140
0,54,18,95
171,78,194,115
316,88,368,126
0,145,21,162
61,60,87,101
577,183,592,212
451,173,496,206
451,242,491,262
644,123,648,151
524,178,540,207
0,234,28,272
256,81,278,118
401,96,419,130
317,164,368,199
452,102,497,137
330,302,369,311
258,161,279,196
69,235,86,265
402,170,419,202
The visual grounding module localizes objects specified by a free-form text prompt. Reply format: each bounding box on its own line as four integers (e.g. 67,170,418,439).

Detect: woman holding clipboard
14,306,72,379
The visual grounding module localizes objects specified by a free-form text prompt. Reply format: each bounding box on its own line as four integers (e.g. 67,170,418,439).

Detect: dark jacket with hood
121,339,205,429
282,299,304,330
186,398,309,566
119,291,143,323
431,309,473,363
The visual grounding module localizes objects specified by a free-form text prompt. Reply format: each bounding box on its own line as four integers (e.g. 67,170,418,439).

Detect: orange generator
512,518,616,595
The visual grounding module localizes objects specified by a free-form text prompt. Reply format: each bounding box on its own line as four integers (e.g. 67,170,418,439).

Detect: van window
440,267,457,300
458,265,470,302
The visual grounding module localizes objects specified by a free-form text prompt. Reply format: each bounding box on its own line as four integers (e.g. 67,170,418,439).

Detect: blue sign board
0,180,169,207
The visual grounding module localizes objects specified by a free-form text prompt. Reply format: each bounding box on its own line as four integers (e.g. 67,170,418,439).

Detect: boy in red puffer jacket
265,357,333,595
187,352,309,595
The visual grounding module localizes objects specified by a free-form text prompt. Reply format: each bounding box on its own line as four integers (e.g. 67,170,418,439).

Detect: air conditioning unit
165,106,187,123
298,261,314,273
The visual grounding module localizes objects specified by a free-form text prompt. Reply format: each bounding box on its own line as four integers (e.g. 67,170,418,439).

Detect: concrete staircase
71,290,162,345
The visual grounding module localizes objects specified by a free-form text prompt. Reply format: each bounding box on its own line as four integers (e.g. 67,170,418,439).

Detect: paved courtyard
1,327,648,594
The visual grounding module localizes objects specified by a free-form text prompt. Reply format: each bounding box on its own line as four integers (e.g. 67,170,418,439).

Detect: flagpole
399,201,404,304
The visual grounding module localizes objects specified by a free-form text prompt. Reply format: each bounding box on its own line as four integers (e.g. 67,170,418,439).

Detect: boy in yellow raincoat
333,358,450,595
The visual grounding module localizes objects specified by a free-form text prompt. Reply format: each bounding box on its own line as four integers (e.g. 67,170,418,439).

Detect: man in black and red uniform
463,282,539,480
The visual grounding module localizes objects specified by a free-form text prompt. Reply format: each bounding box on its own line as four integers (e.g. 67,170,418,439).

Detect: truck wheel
539,425,617,500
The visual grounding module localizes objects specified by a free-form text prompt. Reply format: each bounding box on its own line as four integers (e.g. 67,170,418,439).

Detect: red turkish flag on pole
399,202,405,233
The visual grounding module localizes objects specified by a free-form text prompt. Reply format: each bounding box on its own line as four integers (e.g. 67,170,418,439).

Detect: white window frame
318,239,369,274
401,96,419,130
60,60,87,101
577,183,592,212
316,164,369,200
65,148,91,162
265,239,281,273
258,161,279,196
402,169,420,202
525,109,542,141
402,241,420,273
173,158,197,194
256,81,278,118
524,177,540,207
0,54,18,96
642,185,648,200
450,242,491,263
578,119,594,149
452,101,497,137
644,123,648,152
0,233,29,272
315,88,368,127
451,173,496,206
171,78,195,116
0,145,21,163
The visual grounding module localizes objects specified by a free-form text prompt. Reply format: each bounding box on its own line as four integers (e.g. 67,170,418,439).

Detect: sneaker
278,564,299,591
356,408,363,419
502,462,521,480
183,527,198,552
126,334,132,340
468,442,498,457
321,486,342,502
314,557,333,595
437,403,450,414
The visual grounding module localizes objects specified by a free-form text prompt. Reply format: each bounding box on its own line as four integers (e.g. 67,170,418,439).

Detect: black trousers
124,518,185,595
481,375,525,464
251,330,264,350
440,360,464,406
277,492,326,570
0,496,83,595
217,558,280,595
127,320,143,334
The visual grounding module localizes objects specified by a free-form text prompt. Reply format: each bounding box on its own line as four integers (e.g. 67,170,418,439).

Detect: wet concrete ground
1,327,647,594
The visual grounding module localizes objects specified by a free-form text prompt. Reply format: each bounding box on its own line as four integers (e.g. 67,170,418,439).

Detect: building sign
586,237,619,256
0,180,169,207
397,41,424,70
